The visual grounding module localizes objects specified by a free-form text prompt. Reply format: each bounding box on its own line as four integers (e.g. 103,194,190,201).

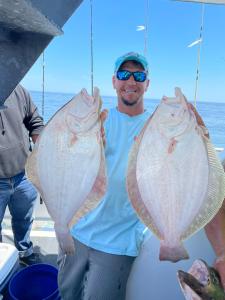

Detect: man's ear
145,79,150,91
112,75,116,89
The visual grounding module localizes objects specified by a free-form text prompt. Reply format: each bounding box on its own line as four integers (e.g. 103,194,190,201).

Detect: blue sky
22,0,225,102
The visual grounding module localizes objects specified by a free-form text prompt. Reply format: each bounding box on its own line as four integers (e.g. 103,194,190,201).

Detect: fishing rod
90,0,94,96
194,4,205,107
42,51,45,117
144,0,150,57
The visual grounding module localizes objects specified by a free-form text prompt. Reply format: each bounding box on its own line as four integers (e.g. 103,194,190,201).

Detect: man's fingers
214,259,225,290
100,109,108,123
187,102,198,114
187,102,208,131
99,109,108,147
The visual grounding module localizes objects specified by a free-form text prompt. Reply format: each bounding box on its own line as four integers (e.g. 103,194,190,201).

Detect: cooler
0,243,19,297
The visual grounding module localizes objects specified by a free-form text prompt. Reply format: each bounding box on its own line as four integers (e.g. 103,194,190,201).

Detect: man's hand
187,103,209,138
31,134,39,143
99,109,108,146
205,204,225,291
214,255,225,290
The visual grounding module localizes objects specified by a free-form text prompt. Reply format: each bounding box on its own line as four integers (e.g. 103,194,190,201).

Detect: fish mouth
81,87,101,109
178,270,204,290
66,110,98,135
177,270,210,299
69,110,97,122
68,94,100,124
81,88,95,106
189,259,211,285
177,259,225,300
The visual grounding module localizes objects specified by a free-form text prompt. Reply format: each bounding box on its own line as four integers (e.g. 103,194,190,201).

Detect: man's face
112,61,150,111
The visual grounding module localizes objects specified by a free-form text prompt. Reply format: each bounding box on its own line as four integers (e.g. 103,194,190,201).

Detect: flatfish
177,259,225,300
127,87,225,262
26,87,107,254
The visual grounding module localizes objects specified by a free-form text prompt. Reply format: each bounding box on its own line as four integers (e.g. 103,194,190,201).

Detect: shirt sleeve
20,85,44,136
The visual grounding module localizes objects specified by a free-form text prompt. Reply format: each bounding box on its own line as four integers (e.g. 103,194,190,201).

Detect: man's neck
117,100,144,116
117,106,144,116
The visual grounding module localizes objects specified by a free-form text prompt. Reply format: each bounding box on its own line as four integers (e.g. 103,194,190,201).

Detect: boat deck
1,195,217,300
2,195,58,267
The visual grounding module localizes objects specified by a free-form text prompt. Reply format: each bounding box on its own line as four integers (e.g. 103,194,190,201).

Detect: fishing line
144,0,150,57
40,50,45,205
42,51,45,117
194,4,205,108
90,0,94,96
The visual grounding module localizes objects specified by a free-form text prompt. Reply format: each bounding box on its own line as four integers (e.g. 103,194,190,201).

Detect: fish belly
37,127,101,226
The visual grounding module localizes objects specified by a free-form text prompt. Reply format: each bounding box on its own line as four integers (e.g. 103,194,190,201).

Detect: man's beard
121,97,139,106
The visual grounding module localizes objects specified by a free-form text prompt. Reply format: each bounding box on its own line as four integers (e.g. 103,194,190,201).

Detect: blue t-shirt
71,107,151,256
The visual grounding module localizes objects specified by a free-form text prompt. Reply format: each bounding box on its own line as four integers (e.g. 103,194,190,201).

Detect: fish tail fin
54,224,75,254
159,240,189,262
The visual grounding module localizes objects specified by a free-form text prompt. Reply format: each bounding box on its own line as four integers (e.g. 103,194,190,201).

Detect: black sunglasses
116,70,147,82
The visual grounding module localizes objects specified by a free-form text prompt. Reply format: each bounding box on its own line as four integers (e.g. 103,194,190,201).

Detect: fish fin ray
182,138,225,240
159,240,189,262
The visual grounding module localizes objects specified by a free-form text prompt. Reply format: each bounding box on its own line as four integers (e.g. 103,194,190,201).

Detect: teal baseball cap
114,52,149,73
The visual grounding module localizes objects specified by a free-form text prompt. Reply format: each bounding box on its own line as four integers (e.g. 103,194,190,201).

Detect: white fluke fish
26,87,107,254
127,87,225,262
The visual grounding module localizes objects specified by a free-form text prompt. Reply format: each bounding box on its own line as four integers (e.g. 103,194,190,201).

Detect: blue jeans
0,171,37,257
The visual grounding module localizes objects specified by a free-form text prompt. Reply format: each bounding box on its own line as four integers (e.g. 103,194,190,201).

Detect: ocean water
30,90,225,159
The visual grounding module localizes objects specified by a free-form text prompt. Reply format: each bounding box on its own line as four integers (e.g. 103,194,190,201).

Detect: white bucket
0,243,19,294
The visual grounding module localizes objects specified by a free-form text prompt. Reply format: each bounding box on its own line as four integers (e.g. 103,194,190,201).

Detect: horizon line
29,89,225,104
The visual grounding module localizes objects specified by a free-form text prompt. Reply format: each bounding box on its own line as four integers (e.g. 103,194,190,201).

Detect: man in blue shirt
58,52,151,300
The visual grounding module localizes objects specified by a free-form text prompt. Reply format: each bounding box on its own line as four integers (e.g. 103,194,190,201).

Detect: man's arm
205,202,225,289
187,98,225,289
20,85,44,135
205,159,225,290
31,134,39,144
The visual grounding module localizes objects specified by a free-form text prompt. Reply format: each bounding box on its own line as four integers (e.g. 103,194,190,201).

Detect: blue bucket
9,263,60,300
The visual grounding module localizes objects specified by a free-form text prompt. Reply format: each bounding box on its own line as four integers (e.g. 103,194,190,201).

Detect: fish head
66,87,102,134
177,259,225,300
188,260,224,292
156,87,193,138
207,267,225,298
